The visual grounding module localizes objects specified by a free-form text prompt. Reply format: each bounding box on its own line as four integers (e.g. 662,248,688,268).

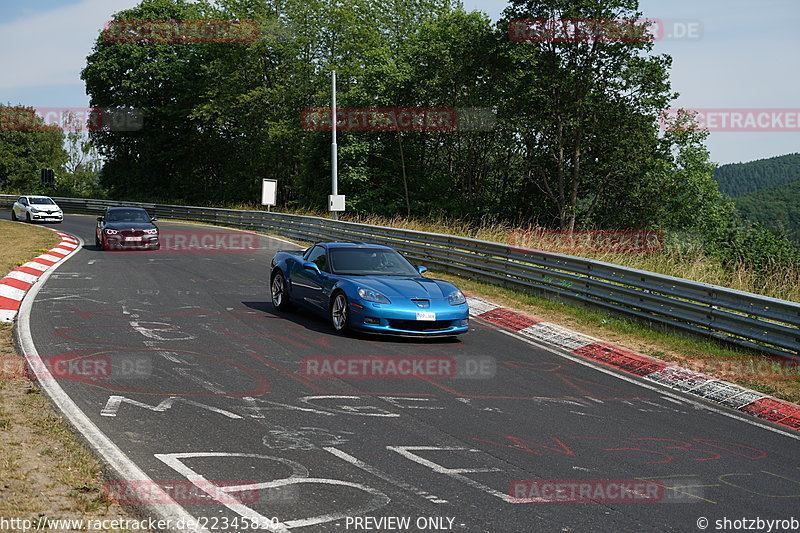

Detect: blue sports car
270,243,469,336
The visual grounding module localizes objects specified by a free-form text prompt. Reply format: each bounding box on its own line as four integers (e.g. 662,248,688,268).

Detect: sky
1,0,798,165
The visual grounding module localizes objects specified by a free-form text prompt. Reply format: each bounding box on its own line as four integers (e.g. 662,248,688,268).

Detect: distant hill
734,179,800,243
714,153,800,197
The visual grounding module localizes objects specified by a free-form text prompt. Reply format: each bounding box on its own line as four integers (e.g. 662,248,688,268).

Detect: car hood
342,275,457,300
105,221,157,231
30,205,60,212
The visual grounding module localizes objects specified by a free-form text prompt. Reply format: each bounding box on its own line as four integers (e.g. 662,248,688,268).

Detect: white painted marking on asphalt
325,447,449,504
299,396,400,417
242,397,335,417
100,395,242,419
87,259,96,265
175,367,227,395
388,446,521,503
129,320,195,341
480,320,800,442
378,397,444,410
156,452,390,531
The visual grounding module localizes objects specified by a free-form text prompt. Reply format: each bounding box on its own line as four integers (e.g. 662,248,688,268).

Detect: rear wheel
330,292,350,333
271,271,291,311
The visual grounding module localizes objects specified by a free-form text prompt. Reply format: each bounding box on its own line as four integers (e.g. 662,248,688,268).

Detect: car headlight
447,289,466,305
143,229,158,235
30,207,41,213
358,287,390,304
105,229,119,235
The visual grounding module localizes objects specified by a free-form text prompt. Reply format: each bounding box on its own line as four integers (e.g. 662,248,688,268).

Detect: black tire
330,291,350,333
271,271,291,311
25,212,31,223
11,210,17,221
95,232,100,247
99,235,106,251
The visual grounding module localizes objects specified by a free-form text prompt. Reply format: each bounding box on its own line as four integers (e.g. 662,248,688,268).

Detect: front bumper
349,299,469,336
104,235,160,250
30,212,63,221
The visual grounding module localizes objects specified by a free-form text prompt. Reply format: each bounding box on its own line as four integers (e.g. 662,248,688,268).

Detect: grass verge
0,219,60,274
0,221,149,531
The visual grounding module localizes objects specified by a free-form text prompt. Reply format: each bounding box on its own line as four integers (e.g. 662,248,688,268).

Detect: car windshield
29,198,55,205
329,248,419,276
106,209,151,223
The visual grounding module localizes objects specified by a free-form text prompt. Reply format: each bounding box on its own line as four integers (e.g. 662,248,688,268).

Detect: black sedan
95,207,160,251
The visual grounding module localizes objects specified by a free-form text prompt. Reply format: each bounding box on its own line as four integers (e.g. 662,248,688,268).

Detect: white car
11,195,63,223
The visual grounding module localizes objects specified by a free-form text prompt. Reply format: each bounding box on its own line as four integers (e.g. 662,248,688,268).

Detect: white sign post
261,179,277,212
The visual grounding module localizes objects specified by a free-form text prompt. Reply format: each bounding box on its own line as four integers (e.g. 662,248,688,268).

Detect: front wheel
11,209,17,221
271,271,291,311
330,292,350,333
25,212,31,223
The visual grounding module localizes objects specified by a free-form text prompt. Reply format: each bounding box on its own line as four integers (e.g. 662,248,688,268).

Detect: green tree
0,105,68,193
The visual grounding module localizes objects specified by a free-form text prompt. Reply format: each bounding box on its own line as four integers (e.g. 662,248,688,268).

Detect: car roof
24,195,53,199
106,206,148,211
320,242,392,250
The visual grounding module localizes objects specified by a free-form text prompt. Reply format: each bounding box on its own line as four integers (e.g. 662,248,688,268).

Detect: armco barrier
1,194,797,358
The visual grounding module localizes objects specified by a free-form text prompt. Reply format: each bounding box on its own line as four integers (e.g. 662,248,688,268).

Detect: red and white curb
0,230,80,323
467,296,800,432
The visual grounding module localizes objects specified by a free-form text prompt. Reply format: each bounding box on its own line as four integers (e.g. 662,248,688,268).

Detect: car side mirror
417,265,428,275
151,216,158,222
303,262,321,274
97,216,104,222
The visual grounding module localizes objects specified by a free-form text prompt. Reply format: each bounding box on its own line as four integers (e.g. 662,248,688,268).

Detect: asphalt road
22,214,800,533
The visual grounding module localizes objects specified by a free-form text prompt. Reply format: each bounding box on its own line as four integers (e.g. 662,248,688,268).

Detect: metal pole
331,70,338,221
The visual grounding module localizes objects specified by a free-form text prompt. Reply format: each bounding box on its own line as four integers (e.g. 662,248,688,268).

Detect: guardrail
2,194,798,358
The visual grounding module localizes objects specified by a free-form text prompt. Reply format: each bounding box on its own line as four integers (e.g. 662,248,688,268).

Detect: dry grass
0,220,60,275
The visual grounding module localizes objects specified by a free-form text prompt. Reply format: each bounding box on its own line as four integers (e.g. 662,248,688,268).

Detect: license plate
125,237,142,242
415,311,436,321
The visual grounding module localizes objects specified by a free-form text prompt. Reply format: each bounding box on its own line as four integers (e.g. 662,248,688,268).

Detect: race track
23,214,800,532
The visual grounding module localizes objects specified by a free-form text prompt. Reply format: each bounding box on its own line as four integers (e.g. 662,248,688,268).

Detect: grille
389,319,453,332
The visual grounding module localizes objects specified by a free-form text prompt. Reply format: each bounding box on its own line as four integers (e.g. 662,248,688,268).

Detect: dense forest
714,153,800,197
714,154,800,243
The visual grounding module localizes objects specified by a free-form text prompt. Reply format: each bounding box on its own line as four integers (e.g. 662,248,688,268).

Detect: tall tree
0,105,67,193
